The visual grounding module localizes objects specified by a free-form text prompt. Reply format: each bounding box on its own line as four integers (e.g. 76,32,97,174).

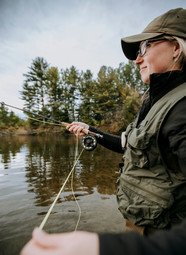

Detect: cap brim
121,32,163,60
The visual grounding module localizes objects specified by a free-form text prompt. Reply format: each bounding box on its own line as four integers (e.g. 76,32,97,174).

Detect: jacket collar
137,70,186,126
149,70,186,106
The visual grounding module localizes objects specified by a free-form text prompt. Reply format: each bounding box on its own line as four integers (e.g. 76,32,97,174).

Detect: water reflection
0,136,24,169
0,135,121,205
0,135,124,255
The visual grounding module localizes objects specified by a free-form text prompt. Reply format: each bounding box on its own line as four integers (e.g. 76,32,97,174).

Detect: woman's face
135,39,181,84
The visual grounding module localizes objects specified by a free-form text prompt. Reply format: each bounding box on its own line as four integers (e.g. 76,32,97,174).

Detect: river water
0,135,125,255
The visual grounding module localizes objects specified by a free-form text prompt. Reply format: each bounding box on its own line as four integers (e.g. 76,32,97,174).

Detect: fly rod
1,102,103,151
1,102,103,138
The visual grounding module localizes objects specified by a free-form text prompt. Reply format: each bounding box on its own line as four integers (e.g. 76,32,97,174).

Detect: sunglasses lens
140,41,147,56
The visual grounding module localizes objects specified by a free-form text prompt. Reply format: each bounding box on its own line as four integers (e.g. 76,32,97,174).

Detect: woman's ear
173,42,181,62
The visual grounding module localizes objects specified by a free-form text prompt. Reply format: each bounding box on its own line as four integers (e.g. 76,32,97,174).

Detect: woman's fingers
66,122,89,136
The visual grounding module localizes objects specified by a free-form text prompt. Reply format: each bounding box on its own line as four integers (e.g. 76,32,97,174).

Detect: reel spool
81,134,97,151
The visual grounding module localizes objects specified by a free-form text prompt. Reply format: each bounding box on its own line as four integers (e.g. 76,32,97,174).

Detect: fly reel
81,134,97,151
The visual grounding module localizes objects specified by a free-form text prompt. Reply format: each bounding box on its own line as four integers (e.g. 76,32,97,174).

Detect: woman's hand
20,228,99,255
66,122,89,136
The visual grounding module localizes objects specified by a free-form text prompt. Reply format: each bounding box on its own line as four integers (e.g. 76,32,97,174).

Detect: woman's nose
135,54,143,65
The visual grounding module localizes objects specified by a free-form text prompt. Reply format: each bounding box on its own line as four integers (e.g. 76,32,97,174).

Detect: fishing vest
117,82,186,229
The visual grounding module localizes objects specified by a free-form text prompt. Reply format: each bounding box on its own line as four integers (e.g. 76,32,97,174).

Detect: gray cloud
0,0,186,114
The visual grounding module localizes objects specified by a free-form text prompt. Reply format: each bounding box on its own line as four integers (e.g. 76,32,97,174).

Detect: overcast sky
1,0,186,116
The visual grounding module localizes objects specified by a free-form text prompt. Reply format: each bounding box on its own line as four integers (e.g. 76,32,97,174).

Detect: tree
61,66,80,121
0,103,24,128
8,111,24,126
19,57,145,132
77,69,95,124
108,61,145,132
21,57,49,114
116,61,146,99
91,66,119,124
0,103,9,127
21,81,37,111
46,67,62,120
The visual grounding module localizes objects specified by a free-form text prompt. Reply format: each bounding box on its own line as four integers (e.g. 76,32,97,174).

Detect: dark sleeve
160,97,186,178
99,219,186,255
89,126,123,153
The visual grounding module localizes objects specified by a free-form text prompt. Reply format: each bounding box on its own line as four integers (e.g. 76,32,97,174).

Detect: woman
21,8,186,255
68,8,186,235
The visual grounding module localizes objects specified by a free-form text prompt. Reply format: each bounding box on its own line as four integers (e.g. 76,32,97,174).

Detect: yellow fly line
25,115,83,231
39,146,84,230
28,116,64,126
1,102,91,231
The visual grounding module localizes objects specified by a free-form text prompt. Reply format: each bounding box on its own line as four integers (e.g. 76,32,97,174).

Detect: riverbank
0,123,121,137
0,125,67,136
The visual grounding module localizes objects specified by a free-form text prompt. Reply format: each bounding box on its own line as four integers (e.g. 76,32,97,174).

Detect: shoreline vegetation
1,58,148,136
0,122,122,136
0,125,68,136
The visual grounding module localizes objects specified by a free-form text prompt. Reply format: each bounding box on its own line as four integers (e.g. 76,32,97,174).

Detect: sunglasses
136,38,168,58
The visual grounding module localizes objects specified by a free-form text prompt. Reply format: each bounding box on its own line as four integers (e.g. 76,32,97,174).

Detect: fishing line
39,147,84,230
18,111,83,230
28,116,64,126
71,135,82,231
1,101,100,229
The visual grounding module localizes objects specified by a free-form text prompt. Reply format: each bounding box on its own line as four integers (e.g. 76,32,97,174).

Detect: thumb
32,228,61,248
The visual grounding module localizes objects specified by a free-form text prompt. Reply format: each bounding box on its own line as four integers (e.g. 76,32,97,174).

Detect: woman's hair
163,35,186,70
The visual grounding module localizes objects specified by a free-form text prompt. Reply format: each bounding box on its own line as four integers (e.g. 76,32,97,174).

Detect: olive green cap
121,8,186,60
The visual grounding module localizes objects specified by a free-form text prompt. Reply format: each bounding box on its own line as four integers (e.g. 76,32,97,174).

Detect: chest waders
117,83,186,229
